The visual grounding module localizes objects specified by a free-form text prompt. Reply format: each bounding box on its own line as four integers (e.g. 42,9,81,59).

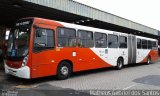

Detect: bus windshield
7,27,31,58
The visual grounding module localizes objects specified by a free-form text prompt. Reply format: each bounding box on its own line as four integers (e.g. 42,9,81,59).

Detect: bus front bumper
5,64,30,79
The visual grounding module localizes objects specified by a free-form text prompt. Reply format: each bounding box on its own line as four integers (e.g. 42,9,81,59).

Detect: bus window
152,41,157,49
94,32,107,48
142,39,147,49
108,34,118,48
78,30,94,48
34,28,54,52
148,40,152,49
119,36,127,48
137,38,141,49
57,27,76,47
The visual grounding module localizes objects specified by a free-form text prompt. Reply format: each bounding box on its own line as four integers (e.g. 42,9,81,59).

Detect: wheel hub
61,66,69,76
118,61,122,68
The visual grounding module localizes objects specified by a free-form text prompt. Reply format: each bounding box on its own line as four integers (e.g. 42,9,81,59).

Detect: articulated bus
5,17,158,80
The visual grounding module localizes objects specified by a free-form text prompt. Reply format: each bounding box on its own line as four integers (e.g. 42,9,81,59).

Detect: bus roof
19,17,157,41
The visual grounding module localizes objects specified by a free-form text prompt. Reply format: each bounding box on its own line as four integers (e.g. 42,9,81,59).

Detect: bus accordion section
4,17,159,79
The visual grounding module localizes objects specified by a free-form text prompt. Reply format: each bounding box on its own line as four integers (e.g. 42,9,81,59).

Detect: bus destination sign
15,19,33,27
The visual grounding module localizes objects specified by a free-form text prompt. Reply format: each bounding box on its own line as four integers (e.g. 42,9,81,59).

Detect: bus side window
152,41,157,50
108,34,118,48
148,40,152,49
94,32,107,48
137,38,141,49
78,30,94,48
142,39,147,49
57,27,76,47
34,28,54,52
119,36,127,48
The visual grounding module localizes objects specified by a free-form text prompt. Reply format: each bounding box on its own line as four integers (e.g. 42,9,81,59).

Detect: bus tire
146,56,151,65
116,58,123,70
57,61,72,80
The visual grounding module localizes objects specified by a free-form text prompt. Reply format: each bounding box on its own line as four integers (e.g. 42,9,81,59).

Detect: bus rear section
136,36,159,64
4,17,159,80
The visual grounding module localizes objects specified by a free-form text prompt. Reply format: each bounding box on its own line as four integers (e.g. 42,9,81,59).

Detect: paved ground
0,58,160,96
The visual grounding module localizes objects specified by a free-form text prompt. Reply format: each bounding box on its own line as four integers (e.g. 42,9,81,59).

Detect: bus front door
31,25,56,78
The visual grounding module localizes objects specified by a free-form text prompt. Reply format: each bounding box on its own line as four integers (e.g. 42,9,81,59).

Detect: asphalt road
0,58,160,96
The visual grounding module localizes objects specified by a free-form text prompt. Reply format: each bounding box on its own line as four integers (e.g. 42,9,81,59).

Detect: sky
74,0,160,31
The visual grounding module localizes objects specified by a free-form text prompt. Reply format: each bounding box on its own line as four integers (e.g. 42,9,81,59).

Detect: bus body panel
5,64,30,79
75,48,113,72
149,50,159,62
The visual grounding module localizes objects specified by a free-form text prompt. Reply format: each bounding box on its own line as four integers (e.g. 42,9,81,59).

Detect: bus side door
107,34,119,66
75,30,94,71
31,24,56,78
119,36,128,64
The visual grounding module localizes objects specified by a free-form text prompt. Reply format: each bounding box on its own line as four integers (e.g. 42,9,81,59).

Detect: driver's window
34,28,54,52
34,29,47,46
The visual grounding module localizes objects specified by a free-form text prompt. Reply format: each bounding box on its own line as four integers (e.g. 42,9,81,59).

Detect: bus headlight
22,55,28,67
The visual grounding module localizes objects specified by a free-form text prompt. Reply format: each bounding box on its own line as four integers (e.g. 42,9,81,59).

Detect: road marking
123,84,137,90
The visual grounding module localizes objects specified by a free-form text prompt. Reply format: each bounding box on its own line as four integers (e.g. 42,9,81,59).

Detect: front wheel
116,58,123,70
57,61,72,80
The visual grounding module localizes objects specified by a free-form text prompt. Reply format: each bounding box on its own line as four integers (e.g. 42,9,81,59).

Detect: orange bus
4,17,159,79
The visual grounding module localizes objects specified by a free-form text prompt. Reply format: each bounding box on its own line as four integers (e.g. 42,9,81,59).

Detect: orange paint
140,50,158,63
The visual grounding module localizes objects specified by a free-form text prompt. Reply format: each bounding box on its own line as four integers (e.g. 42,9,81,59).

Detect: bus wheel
116,58,123,70
57,61,72,80
146,57,151,65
